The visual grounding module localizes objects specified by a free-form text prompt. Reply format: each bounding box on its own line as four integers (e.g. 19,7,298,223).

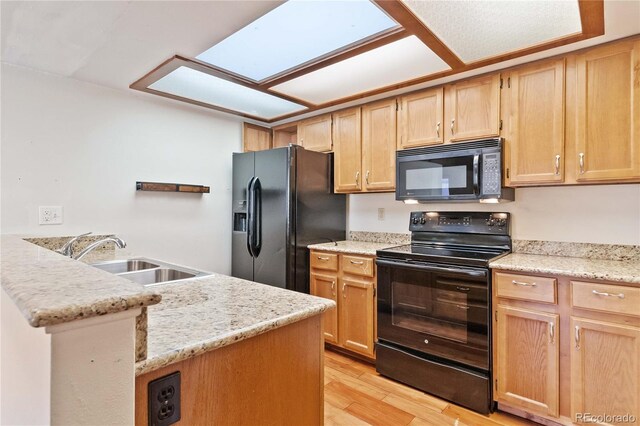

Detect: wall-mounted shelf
136,181,210,194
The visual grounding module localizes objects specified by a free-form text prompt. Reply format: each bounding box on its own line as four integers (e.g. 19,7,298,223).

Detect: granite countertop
0,235,161,327
135,275,334,375
308,240,399,256
490,253,640,284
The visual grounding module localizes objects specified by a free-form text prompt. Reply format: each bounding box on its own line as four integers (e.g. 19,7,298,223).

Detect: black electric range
375,211,511,414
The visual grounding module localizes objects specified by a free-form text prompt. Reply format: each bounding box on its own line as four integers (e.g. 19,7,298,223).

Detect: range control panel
409,211,510,235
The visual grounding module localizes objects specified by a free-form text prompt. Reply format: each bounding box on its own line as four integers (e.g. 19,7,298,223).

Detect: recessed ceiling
149,66,307,120
270,35,450,105
402,0,583,63
196,0,399,82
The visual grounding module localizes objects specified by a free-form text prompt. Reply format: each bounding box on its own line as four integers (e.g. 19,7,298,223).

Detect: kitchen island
1,234,333,426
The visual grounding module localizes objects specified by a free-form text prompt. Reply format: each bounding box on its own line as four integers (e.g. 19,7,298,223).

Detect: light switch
39,206,63,225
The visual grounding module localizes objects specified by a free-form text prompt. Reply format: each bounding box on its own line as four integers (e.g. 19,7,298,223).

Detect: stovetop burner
378,243,510,267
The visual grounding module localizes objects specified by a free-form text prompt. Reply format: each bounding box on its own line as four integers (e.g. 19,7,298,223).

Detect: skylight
402,0,583,63
196,0,399,81
149,66,307,119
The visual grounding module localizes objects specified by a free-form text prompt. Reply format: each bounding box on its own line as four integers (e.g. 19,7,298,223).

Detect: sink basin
92,259,159,274
122,268,197,285
91,257,210,286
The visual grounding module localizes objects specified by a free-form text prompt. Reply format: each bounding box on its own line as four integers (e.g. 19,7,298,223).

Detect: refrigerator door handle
253,177,262,257
246,177,256,258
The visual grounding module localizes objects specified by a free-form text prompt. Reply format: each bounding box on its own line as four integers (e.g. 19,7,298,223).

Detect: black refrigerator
232,145,346,293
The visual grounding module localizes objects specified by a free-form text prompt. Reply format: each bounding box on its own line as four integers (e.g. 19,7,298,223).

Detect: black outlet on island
148,371,181,426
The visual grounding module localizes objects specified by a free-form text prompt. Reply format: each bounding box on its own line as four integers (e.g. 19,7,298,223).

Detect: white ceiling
0,0,282,90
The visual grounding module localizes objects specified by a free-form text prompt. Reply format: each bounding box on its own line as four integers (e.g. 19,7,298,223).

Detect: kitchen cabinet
310,250,377,359
298,114,332,152
569,39,640,182
310,272,338,344
397,88,444,149
444,74,501,143
495,305,559,417
570,317,640,424
243,123,272,152
493,270,640,425
272,122,298,148
333,107,362,193
503,59,565,185
362,98,397,191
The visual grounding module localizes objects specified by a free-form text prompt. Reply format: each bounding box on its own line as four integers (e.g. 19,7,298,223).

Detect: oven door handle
376,259,487,278
472,154,480,195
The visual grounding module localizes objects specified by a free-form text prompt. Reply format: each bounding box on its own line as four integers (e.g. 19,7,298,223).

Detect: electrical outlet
38,206,63,225
148,371,181,426
377,208,385,221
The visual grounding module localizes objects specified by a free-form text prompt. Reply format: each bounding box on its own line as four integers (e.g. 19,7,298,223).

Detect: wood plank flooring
323,349,539,426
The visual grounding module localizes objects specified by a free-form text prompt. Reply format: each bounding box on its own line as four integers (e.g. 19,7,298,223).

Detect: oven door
396,151,480,201
377,258,490,371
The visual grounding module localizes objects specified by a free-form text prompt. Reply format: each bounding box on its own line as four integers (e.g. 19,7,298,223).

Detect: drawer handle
592,289,625,299
317,256,330,261
549,322,555,344
512,280,537,287
342,283,346,298
349,260,365,265
456,286,470,292
456,305,470,310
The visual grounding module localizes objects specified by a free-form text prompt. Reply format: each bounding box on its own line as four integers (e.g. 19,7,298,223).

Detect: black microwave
396,138,514,203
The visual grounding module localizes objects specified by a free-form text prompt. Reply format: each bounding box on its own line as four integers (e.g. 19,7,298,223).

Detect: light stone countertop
490,253,640,284
308,240,400,256
0,235,161,327
135,275,334,375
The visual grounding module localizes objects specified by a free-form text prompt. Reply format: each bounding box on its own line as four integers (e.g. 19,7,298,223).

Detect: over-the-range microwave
396,138,514,203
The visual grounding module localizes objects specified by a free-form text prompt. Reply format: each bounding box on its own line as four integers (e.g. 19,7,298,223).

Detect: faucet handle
56,232,92,257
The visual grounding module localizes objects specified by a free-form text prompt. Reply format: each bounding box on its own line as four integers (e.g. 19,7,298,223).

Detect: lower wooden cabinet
495,306,559,417
310,250,376,359
570,317,640,425
493,270,640,425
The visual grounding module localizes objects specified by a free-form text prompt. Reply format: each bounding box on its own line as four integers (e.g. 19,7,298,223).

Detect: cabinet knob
436,122,441,137
355,171,360,186
554,154,561,175
450,119,455,135
365,171,370,185
579,153,585,174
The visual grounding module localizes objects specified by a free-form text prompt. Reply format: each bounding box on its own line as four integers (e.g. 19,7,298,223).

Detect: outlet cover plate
148,371,181,426
38,206,63,225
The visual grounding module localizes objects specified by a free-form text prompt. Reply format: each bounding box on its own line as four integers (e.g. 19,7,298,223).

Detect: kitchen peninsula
1,235,333,425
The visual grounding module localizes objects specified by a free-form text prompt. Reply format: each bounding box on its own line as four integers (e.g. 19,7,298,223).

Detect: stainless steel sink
121,268,196,285
90,257,210,286
92,259,159,274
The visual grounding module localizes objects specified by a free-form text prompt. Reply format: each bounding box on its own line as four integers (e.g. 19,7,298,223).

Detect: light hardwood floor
323,349,539,426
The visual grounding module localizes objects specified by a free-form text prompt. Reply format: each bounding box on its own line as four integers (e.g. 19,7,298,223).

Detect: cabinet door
505,59,565,185
573,40,640,182
339,277,375,357
299,114,332,152
362,99,396,191
444,74,501,142
243,123,272,152
398,88,444,149
495,306,559,417
571,317,640,425
333,108,362,193
310,272,339,344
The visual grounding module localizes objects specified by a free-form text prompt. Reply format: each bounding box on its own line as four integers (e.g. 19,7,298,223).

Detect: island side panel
135,315,323,426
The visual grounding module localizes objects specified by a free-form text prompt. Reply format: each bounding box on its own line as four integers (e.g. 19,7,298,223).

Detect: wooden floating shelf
136,181,210,194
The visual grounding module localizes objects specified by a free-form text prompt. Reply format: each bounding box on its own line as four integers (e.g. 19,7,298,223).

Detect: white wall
1,63,242,272
348,184,640,245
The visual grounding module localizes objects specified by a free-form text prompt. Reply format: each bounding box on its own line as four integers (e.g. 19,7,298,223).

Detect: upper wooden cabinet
272,123,298,149
243,123,272,152
298,114,332,152
503,59,565,185
397,88,444,149
333,108,362,193
570,39,640,182
362,99,397,191
444,74,501,143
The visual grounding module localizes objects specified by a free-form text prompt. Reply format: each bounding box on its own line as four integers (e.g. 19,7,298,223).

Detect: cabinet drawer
495,272,557,304
342,255,374,277
310,252,338,271
572,281,640,317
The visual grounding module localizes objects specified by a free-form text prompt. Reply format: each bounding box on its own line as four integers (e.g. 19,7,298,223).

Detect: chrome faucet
73,237,126,261
56,232,92,257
